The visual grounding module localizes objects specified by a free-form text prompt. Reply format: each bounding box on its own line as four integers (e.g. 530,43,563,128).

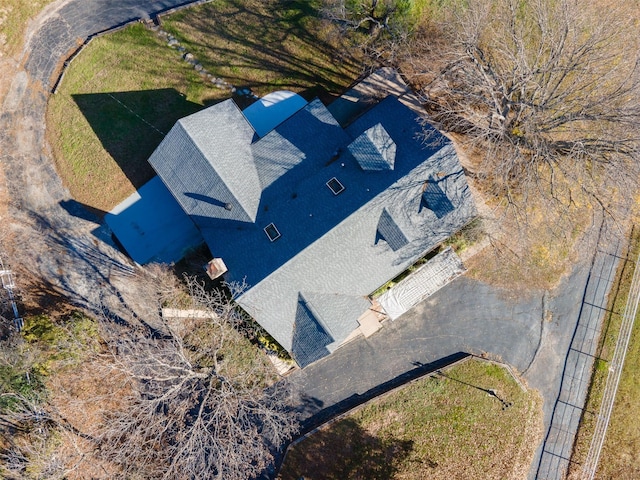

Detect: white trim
326,177,345,195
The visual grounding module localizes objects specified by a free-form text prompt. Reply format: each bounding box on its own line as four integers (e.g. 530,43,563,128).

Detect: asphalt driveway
24,0,202,88
1,3,623,479
291,274,550,428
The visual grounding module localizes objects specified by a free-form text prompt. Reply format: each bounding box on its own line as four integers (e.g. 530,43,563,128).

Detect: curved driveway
292,266,588,427
0,3,619,479
1,0,203,305
24,0,201,87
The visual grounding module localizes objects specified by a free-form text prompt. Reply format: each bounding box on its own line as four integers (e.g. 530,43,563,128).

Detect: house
147,76,476,367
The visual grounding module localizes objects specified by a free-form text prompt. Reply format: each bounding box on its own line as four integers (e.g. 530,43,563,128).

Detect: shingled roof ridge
178,100,261,222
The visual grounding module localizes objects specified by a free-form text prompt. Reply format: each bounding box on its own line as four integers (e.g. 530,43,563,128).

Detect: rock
183,52,194,61
167,38,178,47
194,63,204,72
177,46,186,52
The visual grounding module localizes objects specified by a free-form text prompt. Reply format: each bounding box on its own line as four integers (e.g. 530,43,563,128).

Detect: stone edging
50,0,213,94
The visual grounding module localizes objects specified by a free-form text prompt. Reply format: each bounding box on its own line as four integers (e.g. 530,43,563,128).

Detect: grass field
279,360,542,480
46,0,363,214
162,0,363,103
0,0,55,57
46,23,222,214
568,226,640,479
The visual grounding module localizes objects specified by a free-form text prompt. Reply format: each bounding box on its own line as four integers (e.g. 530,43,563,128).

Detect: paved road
1,3,622,479
533,225,623,479
25,0,202,88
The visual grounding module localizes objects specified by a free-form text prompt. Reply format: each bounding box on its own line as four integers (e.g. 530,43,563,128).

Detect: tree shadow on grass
72,88,207,190
279,418,416,480
164,0,364,100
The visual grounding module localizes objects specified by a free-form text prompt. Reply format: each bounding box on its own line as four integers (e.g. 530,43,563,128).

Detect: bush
0,364,46,410
21,311,99,375
443,218,484,253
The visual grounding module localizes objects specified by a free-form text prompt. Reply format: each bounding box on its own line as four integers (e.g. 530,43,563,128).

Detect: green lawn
46,0,363,214
279,360,542,480
47,23,219,213
569,226,640,479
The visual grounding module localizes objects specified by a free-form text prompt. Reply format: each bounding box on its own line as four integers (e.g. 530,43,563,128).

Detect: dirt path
0,0,201,312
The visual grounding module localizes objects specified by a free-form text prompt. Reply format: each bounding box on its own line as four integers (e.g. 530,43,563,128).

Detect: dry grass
0,0,56,58
279,360,543,480
45,358,131,479
397,0,640,291
568,224,640,479
463,181,593,291
46,0,363,214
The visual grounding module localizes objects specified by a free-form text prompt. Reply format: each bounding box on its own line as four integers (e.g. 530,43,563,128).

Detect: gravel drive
0,0,203,307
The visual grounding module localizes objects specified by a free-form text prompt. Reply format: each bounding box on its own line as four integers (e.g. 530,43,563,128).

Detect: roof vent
264,223,281,242
326,177,345,195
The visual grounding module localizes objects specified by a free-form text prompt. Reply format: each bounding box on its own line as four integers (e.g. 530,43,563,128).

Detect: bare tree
322,0,425,57
324,0,397,33
402,0,640,217
95,270,298,480
0,393,79,480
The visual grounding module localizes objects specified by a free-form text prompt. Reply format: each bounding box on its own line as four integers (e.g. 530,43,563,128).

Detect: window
326,177,345,195
264,223,281,242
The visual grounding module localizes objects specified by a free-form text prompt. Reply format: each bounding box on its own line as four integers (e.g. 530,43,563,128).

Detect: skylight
326,177,345,195
264,223,281,242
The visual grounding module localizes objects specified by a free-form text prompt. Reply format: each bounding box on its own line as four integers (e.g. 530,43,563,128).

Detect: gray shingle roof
251,99,348,199
291,291,369,367
348,123,396,171
301,292,369,345
421,175,455,219
223,98,476,359
149,100,259,226
291,294,333,368
149,92,477,367
376,208,409,251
